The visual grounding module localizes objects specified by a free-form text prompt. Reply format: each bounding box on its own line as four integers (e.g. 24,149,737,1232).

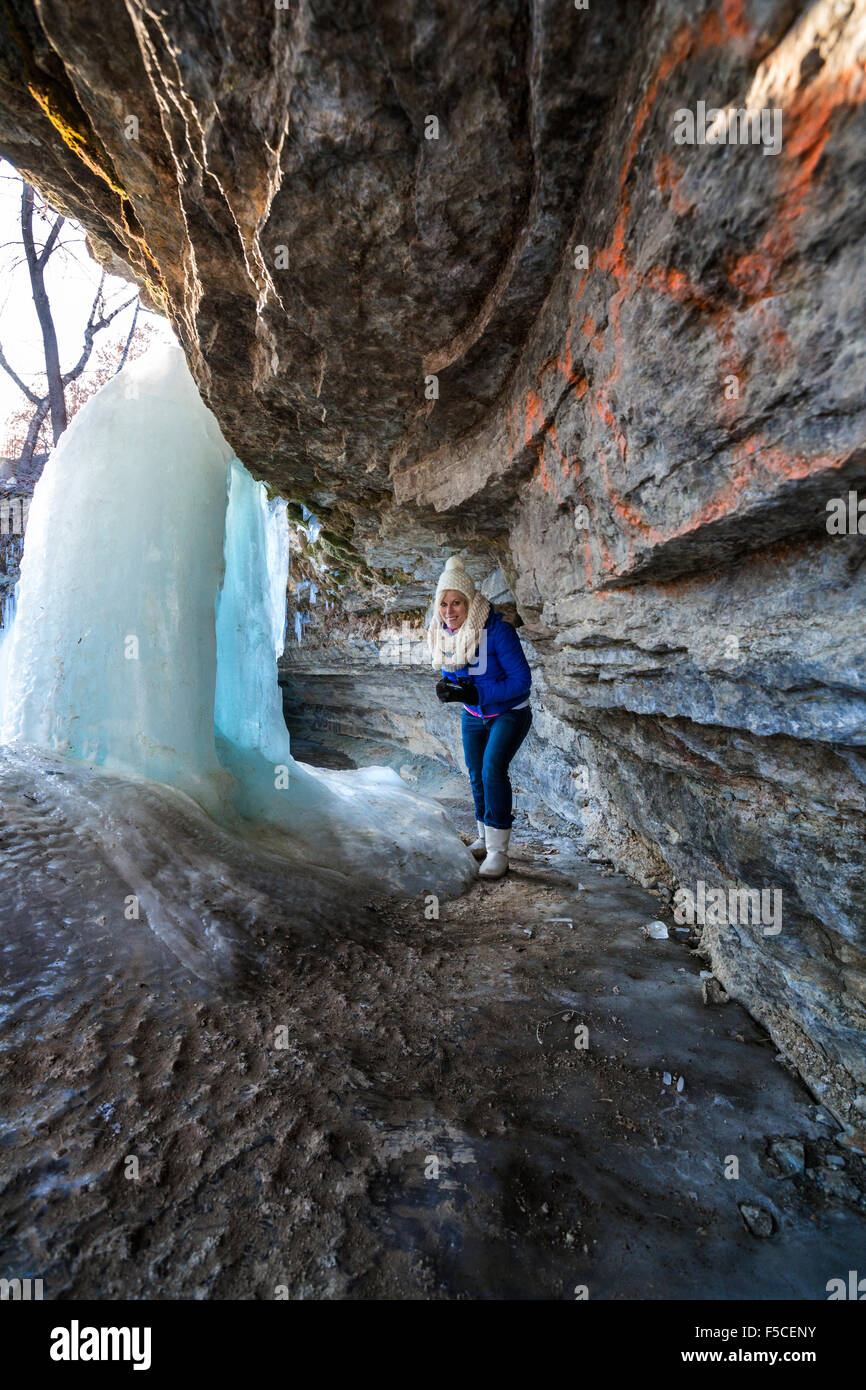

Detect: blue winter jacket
440,609,532,717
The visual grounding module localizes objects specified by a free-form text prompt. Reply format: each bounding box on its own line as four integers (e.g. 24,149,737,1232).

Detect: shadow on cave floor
0,733,864,1300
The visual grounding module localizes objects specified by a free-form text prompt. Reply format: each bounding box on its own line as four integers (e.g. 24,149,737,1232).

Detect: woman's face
439,589,468,630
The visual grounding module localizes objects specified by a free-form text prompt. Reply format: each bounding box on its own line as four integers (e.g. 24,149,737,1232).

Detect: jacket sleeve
485,620,531,701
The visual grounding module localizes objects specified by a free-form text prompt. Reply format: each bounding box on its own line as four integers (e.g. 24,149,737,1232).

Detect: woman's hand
436,676,479,704
456,677,480,703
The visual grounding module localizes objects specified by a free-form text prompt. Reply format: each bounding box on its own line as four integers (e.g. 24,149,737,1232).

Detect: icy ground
1,740,864,1300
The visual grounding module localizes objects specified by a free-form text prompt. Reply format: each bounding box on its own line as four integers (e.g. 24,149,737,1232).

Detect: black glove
436,677,461,703
456,677,480,703
436,676,480,704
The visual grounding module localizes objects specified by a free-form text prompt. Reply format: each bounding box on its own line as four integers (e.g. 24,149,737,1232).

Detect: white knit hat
434,555,476,605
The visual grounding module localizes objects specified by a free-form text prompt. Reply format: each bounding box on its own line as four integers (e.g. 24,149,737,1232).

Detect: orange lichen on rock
653,153,695,215
728,250,774,299
550,2,861,566
515,0,861,586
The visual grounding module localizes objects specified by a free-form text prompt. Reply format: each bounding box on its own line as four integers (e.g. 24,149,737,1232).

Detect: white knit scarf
427,593,491,672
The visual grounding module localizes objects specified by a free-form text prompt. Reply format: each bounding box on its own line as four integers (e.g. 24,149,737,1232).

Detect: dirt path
1,747,864,1300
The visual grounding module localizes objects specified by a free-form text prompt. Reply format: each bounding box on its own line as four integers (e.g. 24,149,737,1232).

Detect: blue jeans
461,705,532,830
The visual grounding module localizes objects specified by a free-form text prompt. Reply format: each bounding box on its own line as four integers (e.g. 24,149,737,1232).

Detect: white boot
468,820,487,858
479,826,510,878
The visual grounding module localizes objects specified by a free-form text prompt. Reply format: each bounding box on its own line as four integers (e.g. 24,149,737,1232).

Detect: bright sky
0,157,176,453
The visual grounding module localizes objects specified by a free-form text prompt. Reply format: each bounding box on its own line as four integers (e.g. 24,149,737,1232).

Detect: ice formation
299,504,322,544
0,346,475,950
0,348,231,801
0,588,17,707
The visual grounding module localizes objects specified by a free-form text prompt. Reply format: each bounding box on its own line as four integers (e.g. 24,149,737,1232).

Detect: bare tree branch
37,211,65,267
62,290,138,386
0,341,41,405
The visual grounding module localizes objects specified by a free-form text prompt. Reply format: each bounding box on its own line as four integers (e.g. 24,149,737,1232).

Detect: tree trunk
20,182,67,444
20,397,51,470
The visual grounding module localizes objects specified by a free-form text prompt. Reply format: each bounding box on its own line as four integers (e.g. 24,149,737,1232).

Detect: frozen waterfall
0,345,475,931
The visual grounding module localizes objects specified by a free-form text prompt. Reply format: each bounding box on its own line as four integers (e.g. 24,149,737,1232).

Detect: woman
427,556,532,879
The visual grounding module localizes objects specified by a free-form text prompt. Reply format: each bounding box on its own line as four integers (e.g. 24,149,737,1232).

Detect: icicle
0,585,18,714
214,460,292,765
300,504,322,544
